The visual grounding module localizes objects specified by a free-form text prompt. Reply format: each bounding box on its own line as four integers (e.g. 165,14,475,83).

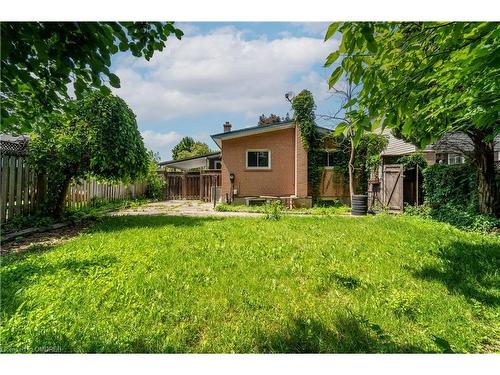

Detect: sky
111,22,342,161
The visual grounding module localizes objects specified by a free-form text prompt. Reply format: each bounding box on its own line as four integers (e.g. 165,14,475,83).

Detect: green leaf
402,118,413,136
324,23,340,41
328,67,343,89
108,73,121,88
119,41,129,52
334,122,348,136
324,51,340,67
343,98,357,109
174,29,184,39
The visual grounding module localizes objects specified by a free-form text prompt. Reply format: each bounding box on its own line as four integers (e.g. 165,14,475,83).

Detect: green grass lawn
1,214,499,353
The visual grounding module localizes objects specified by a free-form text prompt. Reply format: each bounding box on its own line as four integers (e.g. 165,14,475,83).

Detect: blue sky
111,22,342,160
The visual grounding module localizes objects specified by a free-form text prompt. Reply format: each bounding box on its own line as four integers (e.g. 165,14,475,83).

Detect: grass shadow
0,253,118,320
255,312,428,353
412,240,500,306
89,214,224,234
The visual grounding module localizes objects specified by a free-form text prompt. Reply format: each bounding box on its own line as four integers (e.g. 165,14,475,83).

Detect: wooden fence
0,153,147,223
164,171,221,201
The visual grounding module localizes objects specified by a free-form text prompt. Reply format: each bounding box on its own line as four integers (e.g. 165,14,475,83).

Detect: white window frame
448,153,464,165
324,150,336,168
246,149,271,169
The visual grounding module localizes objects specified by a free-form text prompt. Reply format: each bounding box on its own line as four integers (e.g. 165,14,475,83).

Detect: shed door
382,164,404,211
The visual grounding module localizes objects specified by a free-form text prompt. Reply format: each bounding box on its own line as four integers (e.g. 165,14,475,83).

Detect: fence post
182,172,187,199
1,156,8,223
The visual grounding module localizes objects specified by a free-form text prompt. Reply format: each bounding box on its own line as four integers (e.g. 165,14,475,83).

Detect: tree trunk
349,136,355,199
53,175,72,219
470,131,499,217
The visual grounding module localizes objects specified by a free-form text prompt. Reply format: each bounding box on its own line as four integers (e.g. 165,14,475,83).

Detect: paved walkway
110,200,263,217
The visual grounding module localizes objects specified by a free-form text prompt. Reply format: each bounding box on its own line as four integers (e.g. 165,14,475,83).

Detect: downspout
294,124,298,197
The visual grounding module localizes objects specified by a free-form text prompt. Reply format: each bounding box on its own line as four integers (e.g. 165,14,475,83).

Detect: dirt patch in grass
1,222,91,256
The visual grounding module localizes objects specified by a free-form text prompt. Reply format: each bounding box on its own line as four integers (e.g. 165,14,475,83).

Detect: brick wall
220,125,309,199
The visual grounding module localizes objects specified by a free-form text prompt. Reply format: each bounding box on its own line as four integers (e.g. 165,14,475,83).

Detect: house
371,128,500,211
380,128,500,167
160,120,352,207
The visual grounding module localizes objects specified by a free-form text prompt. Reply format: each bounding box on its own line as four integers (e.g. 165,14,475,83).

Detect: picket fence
0,153,147,223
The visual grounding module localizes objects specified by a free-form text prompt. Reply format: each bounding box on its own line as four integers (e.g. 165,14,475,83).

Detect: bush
144,151,165,200
422,163,478,211
405,203,499,234
264,200,283,220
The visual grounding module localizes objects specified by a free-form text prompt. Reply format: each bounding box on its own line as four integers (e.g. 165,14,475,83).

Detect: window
448,153,464,165
213,160,222,169
246,150,271,169
324,151,337,167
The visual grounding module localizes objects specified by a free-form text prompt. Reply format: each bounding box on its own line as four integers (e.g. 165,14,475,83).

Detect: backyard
1,213,499,353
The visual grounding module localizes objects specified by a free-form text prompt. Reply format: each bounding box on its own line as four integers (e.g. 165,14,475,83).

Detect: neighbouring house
159,120,499,209
159,120,353,207
371,128,500,211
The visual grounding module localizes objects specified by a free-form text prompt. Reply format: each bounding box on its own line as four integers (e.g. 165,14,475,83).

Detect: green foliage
324,132,387,193
1,214,499,352
422,163,478,211
405,162,500,233
171,137,213,161
143,151,165,199
405,204,500,234
1,214,55,235
291,90,323,199
28,92,148,217
264,200,283,220
355,133,388,193
1,22,183,133
325,22,499,144
397,152,428,170
325,22,500,214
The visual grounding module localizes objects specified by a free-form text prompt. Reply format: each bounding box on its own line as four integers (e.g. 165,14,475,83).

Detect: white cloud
174,22,200,36
296,22,332,37
141,130,182,160
113,26,339,124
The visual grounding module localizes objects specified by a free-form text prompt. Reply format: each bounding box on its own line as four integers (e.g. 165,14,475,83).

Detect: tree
320,82,388,198
325,22,500,216
1,22,183,133
258,113,282,126
321,82,365,198
29,92,148,217
171,137,195,160
171,137,212,160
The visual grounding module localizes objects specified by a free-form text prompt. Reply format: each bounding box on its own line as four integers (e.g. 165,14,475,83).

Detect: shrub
404,203,500,234
144,151,165,200
404,204,432,219
264,200,283,220
422,163,478,211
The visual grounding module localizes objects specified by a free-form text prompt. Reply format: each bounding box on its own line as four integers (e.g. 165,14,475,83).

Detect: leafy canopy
324,22,500,145
1,22,183,132
29,92,148,215
171,137,213,160
30,92,148,180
